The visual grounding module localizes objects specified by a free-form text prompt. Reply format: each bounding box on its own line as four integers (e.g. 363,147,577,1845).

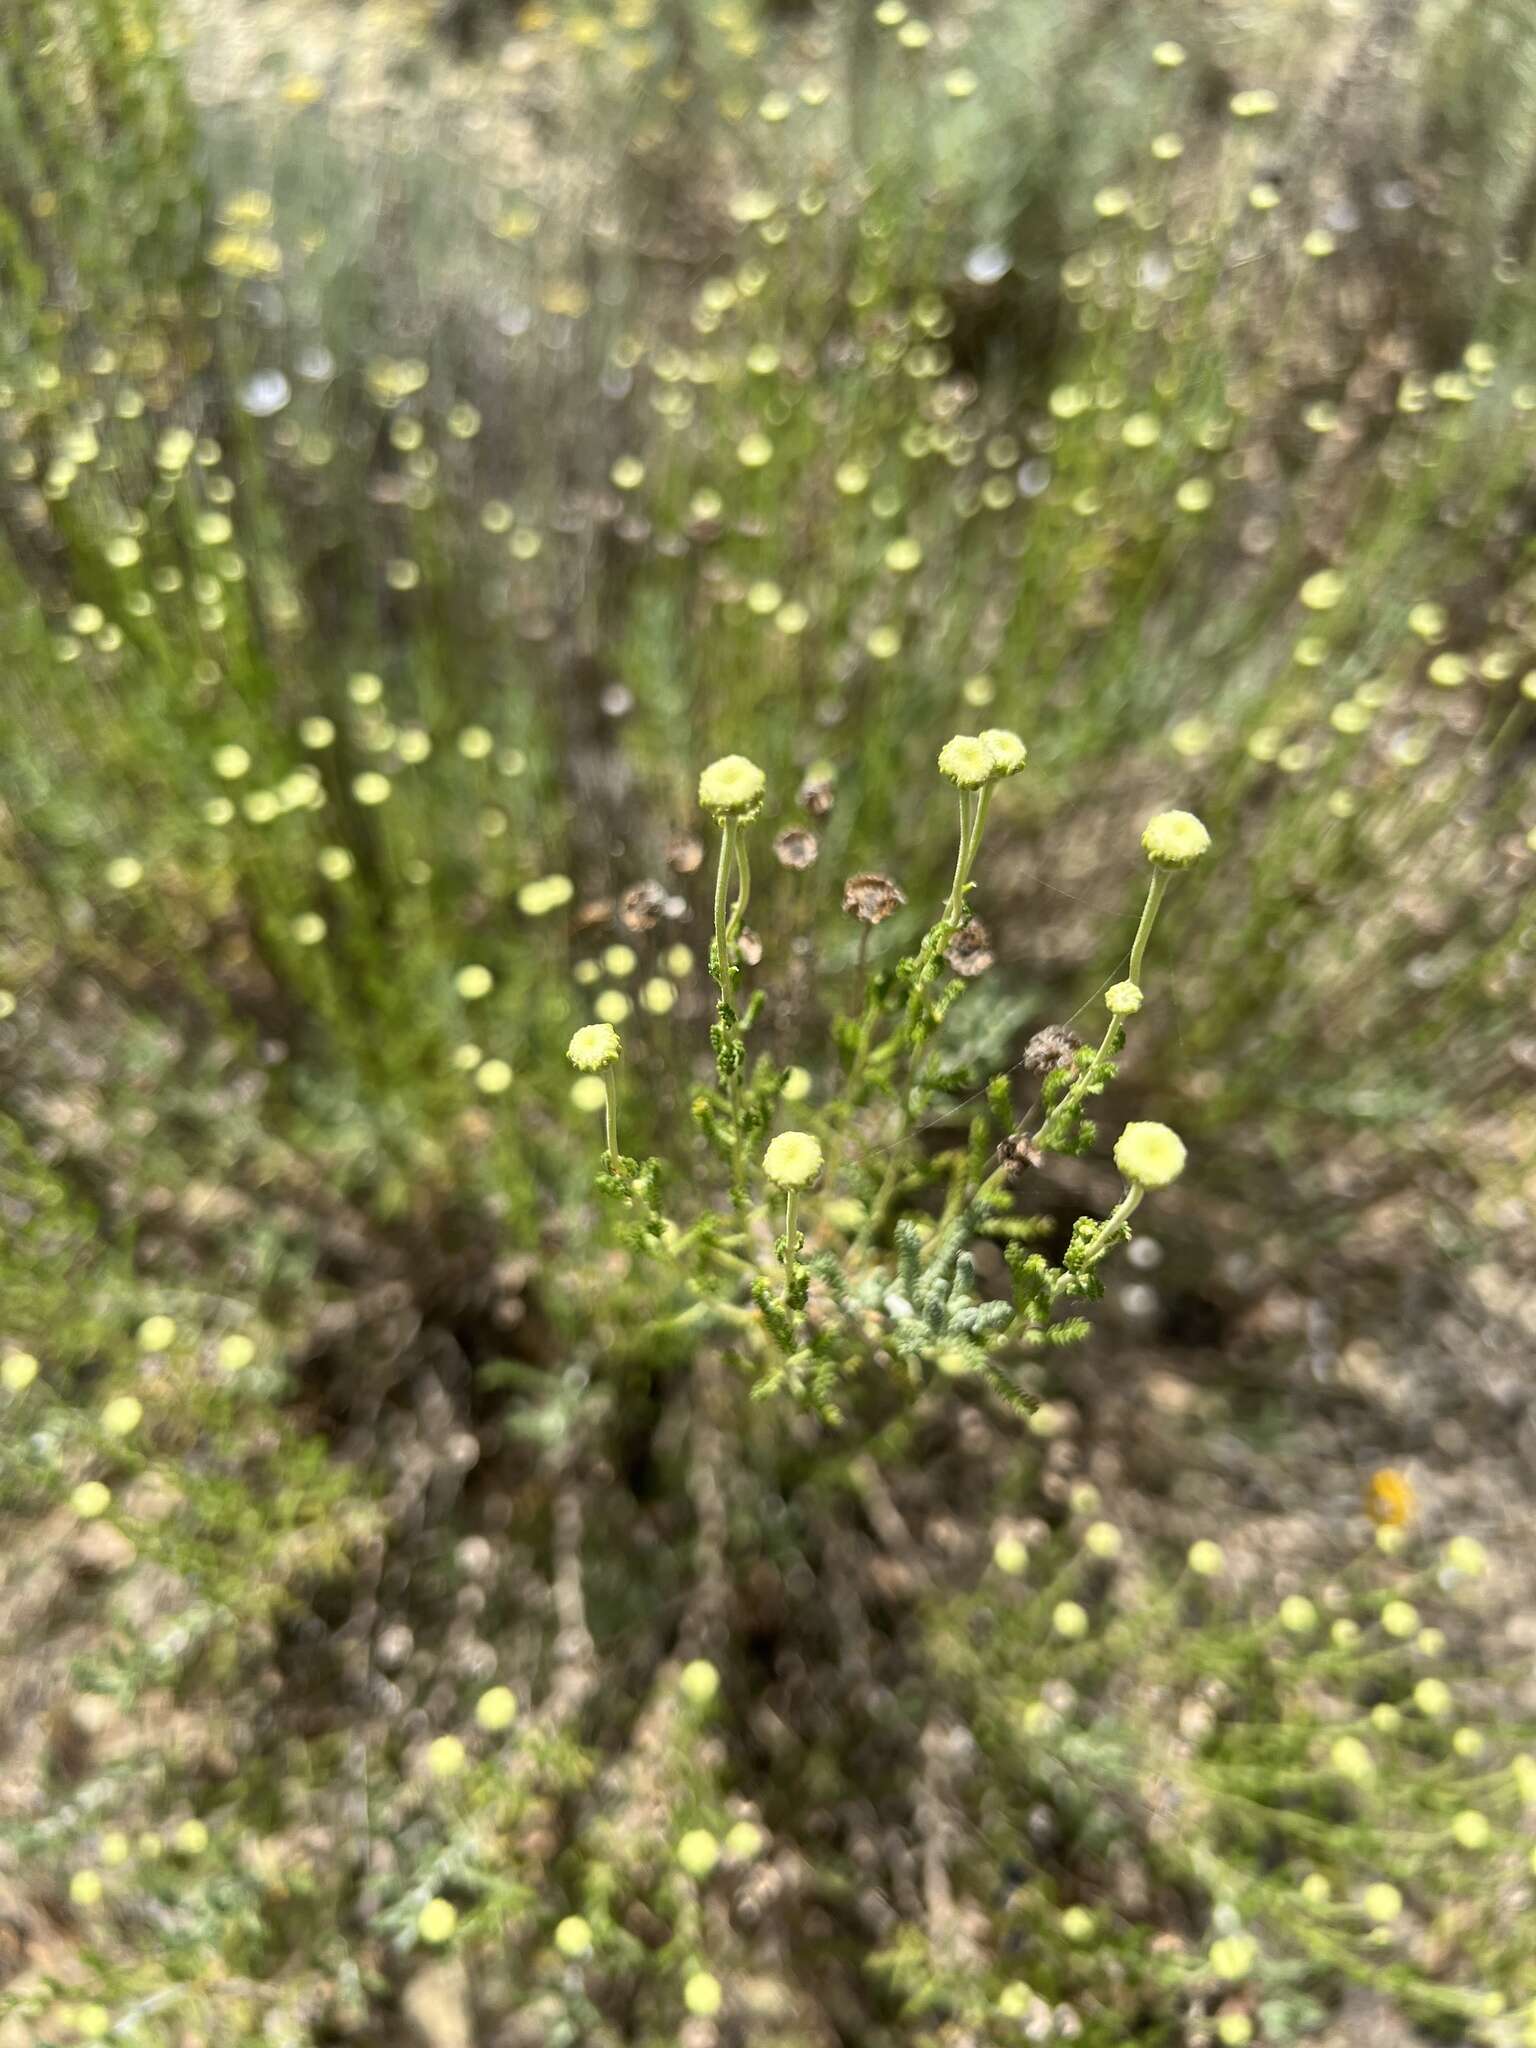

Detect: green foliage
4,1,1536,2043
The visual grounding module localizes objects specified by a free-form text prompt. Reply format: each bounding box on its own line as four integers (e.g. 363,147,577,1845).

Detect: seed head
762,1130,824,1190
666,835,704,875
842,872,906,924
773,827,819,870
567,1023,621,1072
798,774,835,817
698,754,766,817
618,880,667,932
944,917,994,977
1113,1121,1187,1188
1141,810,1212,869
1024,1024,1082,1075
995,1130,1043,1184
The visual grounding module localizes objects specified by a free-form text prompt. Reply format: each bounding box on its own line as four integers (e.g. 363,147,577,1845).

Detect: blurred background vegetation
4,1,1536,2042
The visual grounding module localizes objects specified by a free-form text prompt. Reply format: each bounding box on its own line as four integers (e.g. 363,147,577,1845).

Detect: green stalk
713,815,739,1006
1127,867,1168,986
1037,869,1169,1148
782,1188,799,1304
1073,1183,1144,1270
603,1066,619,1167
943,789,977,924
727,829,752,946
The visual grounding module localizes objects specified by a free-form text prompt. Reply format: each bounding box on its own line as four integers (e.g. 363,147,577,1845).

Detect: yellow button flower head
684,1973,724,2017
1451,1808,1491,1850
71,1481,112,1520
1113,1121,1187,1188
567,1023,622,1072
937,734,993,788
554,1913,593,1957
417,1897,458,1944
677,1827,720,1877
1141,809,1212,869
980,728,1028,777
1366,1467,1414,1529
2,1351,39,1392
517,874,574,917
101,1395,143,1437
679,1658,720,1705
698,754,766,817
762,1131,824,1190
1105,980,1143,1016
475,1685,518,1732
1361,1881,1402,1924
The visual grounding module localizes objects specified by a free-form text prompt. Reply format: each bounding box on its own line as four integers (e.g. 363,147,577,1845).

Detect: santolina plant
565,732,1211,1416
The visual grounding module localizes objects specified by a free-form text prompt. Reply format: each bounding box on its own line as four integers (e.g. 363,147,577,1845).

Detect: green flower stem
727,829,751,946
941,784,993,925
1035,869,1170,1149
713,814,740,1006
943,790,976,924
782,1188,799,1303
1127,867,1169,986
603,1066,619,1167
1075,1182,1143,1268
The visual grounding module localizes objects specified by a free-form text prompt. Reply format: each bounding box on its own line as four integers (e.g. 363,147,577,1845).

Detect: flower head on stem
568,1023,622,1165
764,1130,823,1306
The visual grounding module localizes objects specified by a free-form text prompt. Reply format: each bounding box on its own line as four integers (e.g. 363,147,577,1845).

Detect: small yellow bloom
2,1351,39,1392
937,734,993,788
1052,1599,1089,1640
1366,1467,1414,1528
980,728,1027,777
567,1023,622,1072
554,1913,592,1957
517,875,574,916
1141,810,1211,869
1113,1121,1186,1189
1361,1881,1402,1924
698,754,766,816
679,1659,720,1705
762,1131,824,1190
676,1827,719,1876
100,1396,143,1437
475,1686,518,1732
1451,1809,1491,1850
418,1897,458,1944
684,1973,723,2017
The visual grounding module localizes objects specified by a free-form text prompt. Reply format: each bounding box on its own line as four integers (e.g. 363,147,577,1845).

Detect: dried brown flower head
666,835,705,875
1024,1024,1083,1076
773,828,819,870
995,1130,1044,1184
798,775,835,818
617,880,667,933
575,897,615,932
944,917,994,978
842,872,907,925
